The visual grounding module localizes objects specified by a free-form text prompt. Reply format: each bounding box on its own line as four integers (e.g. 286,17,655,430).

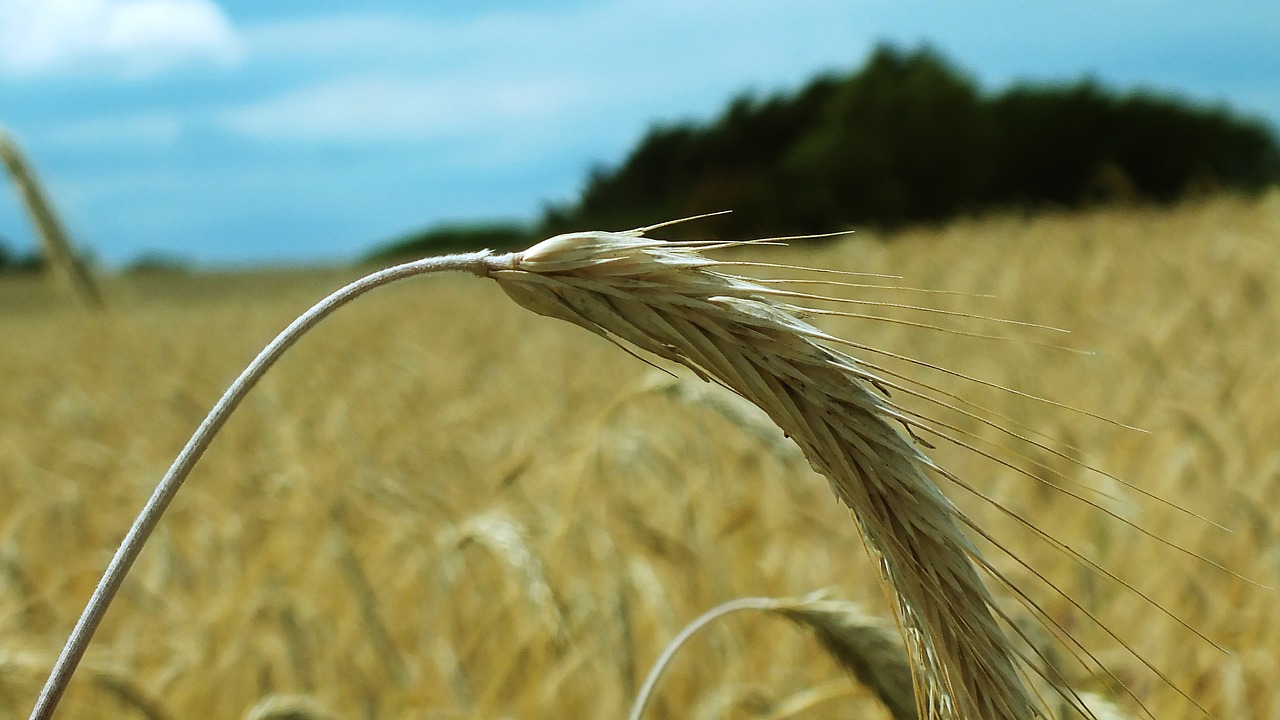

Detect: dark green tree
543,44,1280,239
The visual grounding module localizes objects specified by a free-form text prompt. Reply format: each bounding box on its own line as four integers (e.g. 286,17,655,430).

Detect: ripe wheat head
487,224,1039,718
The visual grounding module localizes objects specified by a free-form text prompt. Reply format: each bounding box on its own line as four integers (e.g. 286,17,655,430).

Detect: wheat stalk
28,252,496,718
28,220,1206,719
0,125,103,307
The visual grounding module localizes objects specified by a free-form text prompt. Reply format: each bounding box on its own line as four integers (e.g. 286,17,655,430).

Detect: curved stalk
627,597,778,720
29,251,509,720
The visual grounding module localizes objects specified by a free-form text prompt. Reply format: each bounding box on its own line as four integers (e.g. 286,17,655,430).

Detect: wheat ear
437,510,568,643
633,592,1136,720
489,228,1041,719
770,593,921,720
242,694,340,720
0,126,103,307
628,593,919,720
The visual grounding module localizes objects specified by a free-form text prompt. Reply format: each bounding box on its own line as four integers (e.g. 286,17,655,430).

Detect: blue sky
1,0,1278,267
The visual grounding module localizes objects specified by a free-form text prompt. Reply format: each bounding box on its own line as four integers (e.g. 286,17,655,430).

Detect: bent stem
628,597,779,720
29,250,507,720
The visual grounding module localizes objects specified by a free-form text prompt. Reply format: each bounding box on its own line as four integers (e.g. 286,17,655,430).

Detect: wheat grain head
242,693,340,720
634,592,1134,720
485,227,1041,719
436,510,568,644
771,593,919,720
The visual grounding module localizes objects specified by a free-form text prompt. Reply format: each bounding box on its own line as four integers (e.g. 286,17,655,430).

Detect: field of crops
2,194,1278,719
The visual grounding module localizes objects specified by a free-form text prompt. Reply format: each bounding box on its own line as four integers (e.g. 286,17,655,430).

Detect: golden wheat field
2,194,1278,719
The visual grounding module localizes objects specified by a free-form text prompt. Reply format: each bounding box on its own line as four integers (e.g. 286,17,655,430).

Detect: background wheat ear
242,693,340,720
436,509,569,645
632,592,1136,720
770,592,919,720
0,125,104,307
630,371,805,462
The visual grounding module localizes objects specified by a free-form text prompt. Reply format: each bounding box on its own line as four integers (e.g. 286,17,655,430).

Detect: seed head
487,228,1043,720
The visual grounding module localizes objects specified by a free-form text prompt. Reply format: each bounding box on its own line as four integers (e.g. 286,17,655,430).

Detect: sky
1,0,1278,268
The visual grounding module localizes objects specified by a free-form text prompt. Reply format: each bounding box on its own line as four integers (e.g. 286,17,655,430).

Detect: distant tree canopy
370,44,1280,260
542,45,1280,238
362,222,534,264
0,236,43,274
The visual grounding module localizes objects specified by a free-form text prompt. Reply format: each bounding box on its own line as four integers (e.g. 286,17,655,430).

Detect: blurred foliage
370,44,1280,257
543,44,1280,239
0,236,43,274
362,222,533,264
123,252,192,275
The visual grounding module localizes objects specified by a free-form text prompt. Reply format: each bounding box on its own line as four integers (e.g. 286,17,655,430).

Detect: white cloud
221,74,583,147
217,0,867,155
0,0,244,78
241,0,864,96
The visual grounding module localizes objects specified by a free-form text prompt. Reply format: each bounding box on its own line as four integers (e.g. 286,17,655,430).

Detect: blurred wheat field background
2,194,1278,719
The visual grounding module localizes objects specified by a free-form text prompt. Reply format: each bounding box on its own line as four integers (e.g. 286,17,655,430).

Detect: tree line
373,44,1280,260
0,237,43,273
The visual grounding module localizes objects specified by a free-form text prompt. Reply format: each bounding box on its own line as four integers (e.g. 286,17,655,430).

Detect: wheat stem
28,251,498,720
628,596,778,720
